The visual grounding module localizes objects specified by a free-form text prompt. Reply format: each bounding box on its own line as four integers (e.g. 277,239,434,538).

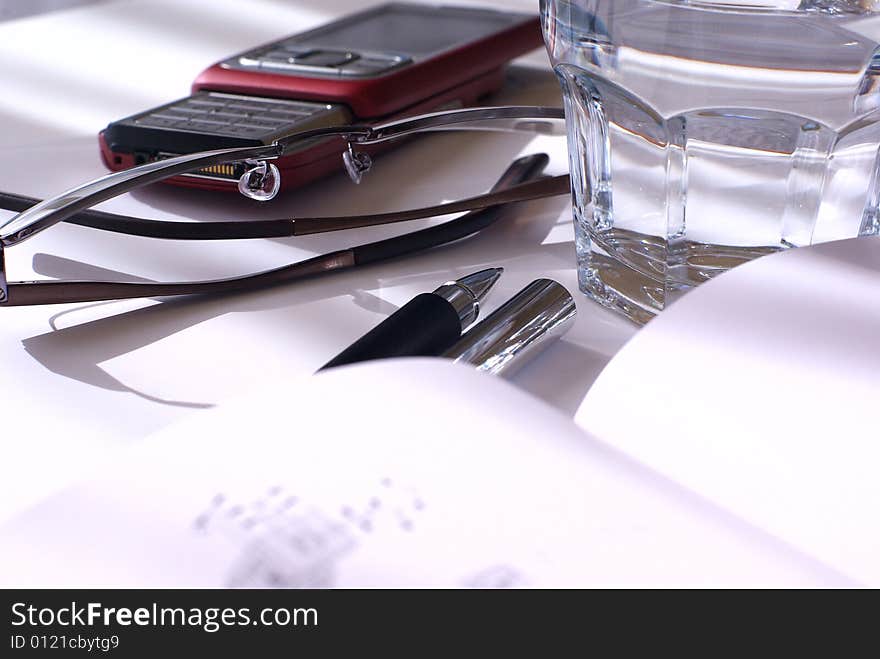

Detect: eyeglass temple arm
292,174,570,235
0,174,570,242
352,105,566,144
0,154,550,307
0,106,566,251
0,142,285,249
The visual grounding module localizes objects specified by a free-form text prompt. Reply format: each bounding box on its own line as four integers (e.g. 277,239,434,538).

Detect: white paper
577,236,880,584
0,359,847,587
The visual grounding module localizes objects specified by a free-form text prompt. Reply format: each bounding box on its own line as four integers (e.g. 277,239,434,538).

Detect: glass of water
542,0,880,323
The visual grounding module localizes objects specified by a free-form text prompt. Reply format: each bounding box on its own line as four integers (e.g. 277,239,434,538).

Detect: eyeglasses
0,106,571,307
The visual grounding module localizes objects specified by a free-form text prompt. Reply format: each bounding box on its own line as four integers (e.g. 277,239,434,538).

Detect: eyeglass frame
0,105,571,307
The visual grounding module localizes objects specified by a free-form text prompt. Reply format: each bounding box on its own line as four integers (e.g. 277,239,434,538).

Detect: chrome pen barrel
444,279,577,377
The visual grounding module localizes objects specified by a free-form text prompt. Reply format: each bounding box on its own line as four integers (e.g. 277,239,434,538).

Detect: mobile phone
99,3,541,193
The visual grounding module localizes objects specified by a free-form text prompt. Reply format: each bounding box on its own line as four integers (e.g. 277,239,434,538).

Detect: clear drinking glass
541,0,880,323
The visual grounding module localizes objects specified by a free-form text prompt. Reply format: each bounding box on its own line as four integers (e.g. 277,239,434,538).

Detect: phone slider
236,50,408,77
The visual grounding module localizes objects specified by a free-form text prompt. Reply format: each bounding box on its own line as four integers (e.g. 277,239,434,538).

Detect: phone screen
301,5,520,56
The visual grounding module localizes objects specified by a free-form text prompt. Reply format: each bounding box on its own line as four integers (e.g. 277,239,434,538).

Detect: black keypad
130,92,327,140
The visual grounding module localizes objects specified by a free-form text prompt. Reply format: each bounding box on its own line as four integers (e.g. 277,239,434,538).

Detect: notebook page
0,359,848,587
577,236,880,584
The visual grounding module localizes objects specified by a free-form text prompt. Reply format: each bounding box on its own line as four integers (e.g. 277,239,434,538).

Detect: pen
319,267,503,370
444,278,576,377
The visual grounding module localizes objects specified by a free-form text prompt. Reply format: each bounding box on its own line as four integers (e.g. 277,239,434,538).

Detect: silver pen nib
433,267,504,328
456,267,504,303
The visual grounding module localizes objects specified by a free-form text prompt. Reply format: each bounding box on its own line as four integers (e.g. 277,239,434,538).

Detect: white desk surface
0,0,636,522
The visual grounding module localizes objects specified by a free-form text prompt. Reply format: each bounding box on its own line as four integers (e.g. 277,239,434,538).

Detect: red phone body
99,3,542,194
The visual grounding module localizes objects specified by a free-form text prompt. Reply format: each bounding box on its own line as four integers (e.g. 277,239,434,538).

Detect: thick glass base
577,249,664,327
576,224,782,325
